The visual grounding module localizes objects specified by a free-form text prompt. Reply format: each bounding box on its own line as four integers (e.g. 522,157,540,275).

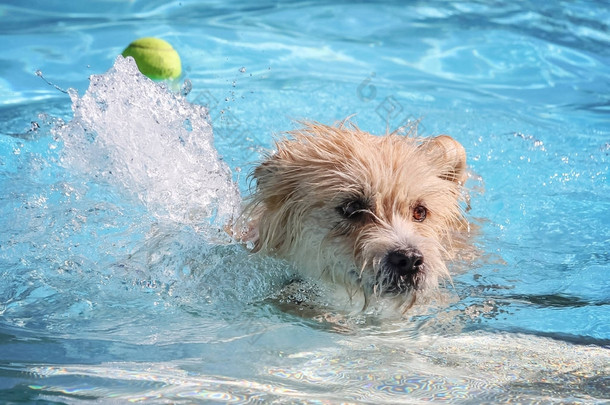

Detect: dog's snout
386,249,423,276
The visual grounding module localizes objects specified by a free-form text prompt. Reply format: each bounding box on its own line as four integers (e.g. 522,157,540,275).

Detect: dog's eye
337,200,368,220
413,205,427,222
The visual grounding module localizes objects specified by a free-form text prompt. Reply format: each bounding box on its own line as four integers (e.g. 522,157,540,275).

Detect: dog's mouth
375,269,422,295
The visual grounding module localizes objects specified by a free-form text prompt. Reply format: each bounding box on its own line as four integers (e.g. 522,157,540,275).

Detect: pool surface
1,1,609,403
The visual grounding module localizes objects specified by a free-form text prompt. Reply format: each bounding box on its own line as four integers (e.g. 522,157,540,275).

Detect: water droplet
181,79,192,97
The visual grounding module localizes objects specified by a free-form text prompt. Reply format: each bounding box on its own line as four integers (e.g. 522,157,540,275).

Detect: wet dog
233,121,471,311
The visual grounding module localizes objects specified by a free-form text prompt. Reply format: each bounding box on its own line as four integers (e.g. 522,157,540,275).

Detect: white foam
56,56,241,232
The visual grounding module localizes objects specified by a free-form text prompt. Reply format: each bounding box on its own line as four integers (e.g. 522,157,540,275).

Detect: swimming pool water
1,0,609,403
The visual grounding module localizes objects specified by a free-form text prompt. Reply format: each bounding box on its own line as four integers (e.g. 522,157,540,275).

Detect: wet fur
234,121,471,311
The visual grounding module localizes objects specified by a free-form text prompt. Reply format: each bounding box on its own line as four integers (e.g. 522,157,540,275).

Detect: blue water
1,0,609,403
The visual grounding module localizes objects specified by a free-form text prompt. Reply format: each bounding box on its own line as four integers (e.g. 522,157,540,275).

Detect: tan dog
234,121,471,311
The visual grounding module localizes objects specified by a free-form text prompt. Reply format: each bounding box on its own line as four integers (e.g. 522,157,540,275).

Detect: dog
232,121,471,311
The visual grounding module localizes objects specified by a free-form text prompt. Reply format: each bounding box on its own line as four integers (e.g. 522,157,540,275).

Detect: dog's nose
386,249,423,276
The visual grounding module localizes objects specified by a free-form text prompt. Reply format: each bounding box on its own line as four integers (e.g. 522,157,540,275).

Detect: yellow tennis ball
121,37,182,80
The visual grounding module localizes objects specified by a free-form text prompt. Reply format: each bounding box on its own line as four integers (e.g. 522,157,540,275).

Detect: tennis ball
121,37,182,80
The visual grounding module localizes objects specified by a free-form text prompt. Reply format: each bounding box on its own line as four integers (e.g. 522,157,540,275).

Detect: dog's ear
252,153,294,212
253,159,273,185
418,135,467,184
250,153,300,255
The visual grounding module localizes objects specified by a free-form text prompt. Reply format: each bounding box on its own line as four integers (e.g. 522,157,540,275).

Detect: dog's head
246,121,468,308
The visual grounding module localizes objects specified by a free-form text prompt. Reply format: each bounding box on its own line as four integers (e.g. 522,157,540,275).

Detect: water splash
56,56,241,231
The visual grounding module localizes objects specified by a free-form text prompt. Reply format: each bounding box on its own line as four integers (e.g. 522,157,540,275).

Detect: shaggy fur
234,121,470,311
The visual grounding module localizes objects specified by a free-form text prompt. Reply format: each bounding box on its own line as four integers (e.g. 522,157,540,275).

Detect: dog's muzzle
379,248,424,293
